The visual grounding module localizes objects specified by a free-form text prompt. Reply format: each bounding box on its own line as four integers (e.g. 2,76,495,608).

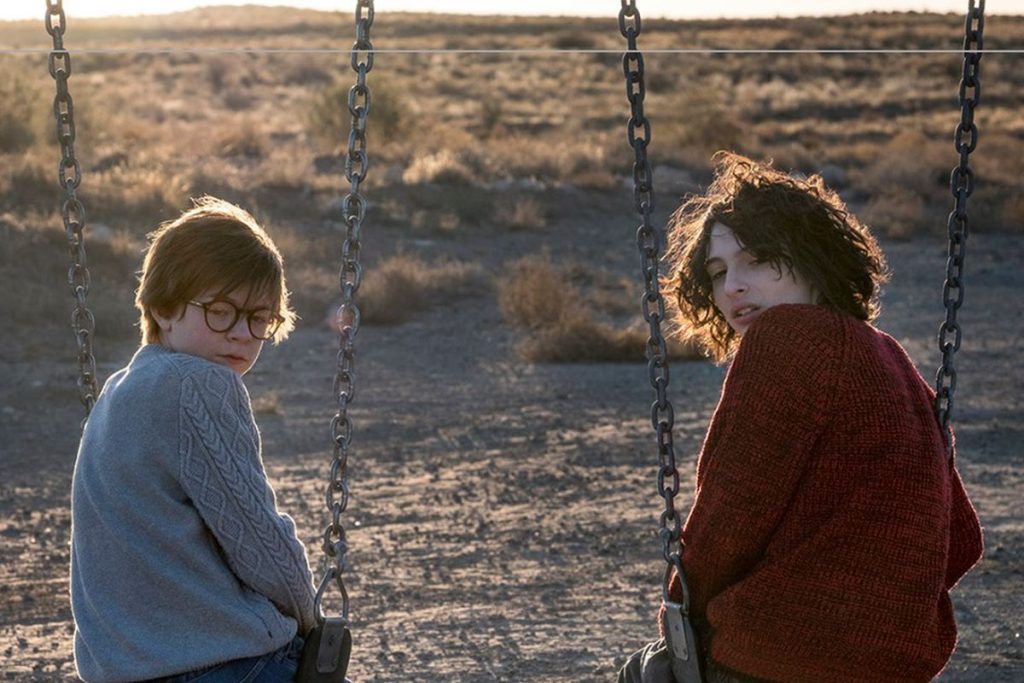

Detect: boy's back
72,344,313,682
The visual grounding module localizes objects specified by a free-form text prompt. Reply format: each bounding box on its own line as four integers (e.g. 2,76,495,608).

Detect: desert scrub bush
402,151,475,186
358,253,486,325
0,62,46,153
653,82,747,163
486,134,614,185
553,30,598,50
216,118,268,159
856,130,947,198
998,194,1024,233
498,252,577,330
498,253,701,362
479,96,504,137
860,188,928,240
493,194,548,230
853,130,948,238
307,74,410,148
90,166,189,225
1,154,54,212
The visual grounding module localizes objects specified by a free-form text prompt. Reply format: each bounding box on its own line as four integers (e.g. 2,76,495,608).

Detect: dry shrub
518,316,633,362
554,30,598,50
402,151,475,186
223,87,255,112
486,134,613,185
493,194,547,231
206,57,230,91
498,253,575,330
358,253,485,325
499,253,702,362
1,155,55,211
655,82,747,162
308,74,410,148
860,188,927,240
998,194,1024,233
0,65,43,153
216,118,268,159
859,130,946,198
410,208,463,233
480,97,503,136
251,390,282,415
90,166,189,224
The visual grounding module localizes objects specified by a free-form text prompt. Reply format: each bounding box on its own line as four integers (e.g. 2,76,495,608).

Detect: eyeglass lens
202,301,281,339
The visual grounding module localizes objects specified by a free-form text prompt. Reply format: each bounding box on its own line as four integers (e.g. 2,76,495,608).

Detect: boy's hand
617,638,674,683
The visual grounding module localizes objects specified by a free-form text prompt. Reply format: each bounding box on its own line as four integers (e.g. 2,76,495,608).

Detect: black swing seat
297,617,352,683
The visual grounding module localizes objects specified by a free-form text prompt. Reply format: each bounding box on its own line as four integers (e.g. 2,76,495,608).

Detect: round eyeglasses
188,300,284,340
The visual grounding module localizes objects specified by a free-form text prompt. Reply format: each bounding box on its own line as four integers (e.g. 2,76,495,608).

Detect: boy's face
153,286,270,375
704,222,817,335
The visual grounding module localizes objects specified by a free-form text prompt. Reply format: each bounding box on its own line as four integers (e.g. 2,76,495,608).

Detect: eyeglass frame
188,299,285,340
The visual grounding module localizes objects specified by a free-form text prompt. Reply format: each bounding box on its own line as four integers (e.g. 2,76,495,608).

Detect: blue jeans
154,635,303,683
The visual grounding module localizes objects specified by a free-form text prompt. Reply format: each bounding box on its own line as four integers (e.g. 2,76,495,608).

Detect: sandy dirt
1,206,1022,681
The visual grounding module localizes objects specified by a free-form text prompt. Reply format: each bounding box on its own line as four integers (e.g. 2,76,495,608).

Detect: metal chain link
619,0,690,609
935,0,984,458
314,0,375,626
46,0,99,416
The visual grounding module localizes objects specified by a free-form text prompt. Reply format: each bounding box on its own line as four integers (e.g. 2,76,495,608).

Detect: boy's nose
226,315,254,340
724,271,748,297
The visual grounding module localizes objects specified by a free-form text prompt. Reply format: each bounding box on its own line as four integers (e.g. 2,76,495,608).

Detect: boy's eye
709,270,725,282
250,310,273,325
207,304,234,319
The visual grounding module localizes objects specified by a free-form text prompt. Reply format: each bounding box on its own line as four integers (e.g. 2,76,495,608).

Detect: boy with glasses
70,197,315,682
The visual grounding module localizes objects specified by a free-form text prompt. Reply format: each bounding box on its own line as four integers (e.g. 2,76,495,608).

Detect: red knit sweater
666,304,983,683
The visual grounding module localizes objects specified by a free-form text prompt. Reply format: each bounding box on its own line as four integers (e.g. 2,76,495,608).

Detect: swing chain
318,0,375,626
935,0,984,456
46,0,98,415
619,0,682,575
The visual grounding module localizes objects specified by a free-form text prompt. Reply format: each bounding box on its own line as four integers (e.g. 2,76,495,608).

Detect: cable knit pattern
179,369,315,630
71,345,316,683
661,304,983,683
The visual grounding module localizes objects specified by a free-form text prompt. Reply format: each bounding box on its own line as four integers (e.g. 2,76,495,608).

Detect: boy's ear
151,304,181,332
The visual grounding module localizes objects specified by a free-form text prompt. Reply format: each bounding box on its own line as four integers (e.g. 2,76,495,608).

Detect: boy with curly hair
620,153,983,683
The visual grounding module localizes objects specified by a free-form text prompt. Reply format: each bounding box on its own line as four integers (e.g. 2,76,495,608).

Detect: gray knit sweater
70,344,317,682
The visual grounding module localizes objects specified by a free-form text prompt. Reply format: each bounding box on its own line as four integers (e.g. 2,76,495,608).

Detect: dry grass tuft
861,188,928,240
498,253,575,330
998,194,1024,233
89,166,190,226
1,155,55,212
0,66,44,153
216,118,269,159
357,252,487,325
307,74,411,149
251,390,282,415
402,151,475,186
493,194,548,231
498,253,702,362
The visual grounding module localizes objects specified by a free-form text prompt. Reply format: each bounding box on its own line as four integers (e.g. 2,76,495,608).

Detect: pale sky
0,0,992,22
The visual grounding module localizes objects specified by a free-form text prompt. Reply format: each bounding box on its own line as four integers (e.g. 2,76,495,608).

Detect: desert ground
1,6,1022,682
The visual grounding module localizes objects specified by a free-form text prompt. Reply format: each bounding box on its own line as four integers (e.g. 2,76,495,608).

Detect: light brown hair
135,196,296,344
664,152,888,362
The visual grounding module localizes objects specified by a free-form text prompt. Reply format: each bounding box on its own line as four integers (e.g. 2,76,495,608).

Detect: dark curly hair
664,152,889,362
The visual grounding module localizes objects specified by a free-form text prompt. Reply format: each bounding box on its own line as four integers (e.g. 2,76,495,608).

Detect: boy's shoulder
127,345,241,393
741,304,852,352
